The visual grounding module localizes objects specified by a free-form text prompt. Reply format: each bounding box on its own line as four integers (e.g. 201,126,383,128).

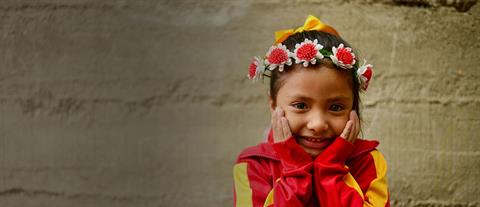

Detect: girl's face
270,64,354,157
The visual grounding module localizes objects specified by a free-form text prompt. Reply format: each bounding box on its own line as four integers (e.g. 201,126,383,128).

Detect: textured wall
0,0,479,206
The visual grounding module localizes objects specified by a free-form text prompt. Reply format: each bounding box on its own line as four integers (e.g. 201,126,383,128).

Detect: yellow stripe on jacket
233,163,253,207
365,150,389,206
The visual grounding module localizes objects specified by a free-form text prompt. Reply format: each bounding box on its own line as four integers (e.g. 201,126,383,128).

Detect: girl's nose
306,113,328,133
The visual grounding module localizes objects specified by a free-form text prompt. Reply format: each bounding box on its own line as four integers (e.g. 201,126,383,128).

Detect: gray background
0,0,479,206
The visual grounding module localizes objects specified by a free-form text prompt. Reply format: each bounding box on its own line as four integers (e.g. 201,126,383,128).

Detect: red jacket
233,131,390,207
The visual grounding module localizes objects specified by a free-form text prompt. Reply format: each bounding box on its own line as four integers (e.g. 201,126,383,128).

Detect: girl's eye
292,102,308,110
329,104,344,112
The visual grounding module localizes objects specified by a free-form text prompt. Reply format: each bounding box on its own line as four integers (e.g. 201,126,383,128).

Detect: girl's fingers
349,121,355,142
272,107,286,142
278,108,290,139
271,108,280,141
354,111,361,139
346,110,360,143
341,120,352,139
349,111,356,142
281,117,292,139
271,107,292,142
277,109,285,138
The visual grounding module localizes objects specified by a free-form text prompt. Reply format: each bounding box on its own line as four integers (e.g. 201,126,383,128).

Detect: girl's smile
270,63,354,157
296,136,334,149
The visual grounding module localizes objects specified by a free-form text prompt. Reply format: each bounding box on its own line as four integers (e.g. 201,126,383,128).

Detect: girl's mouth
296,136,333,149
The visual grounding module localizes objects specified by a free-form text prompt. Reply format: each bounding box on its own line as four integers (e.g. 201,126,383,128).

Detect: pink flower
265,44,292,72
330,43,356,69
293,39,324,67
357,60,373,91
248,56,265,81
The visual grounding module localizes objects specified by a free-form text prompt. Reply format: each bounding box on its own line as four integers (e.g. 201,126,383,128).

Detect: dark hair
269,30,362,122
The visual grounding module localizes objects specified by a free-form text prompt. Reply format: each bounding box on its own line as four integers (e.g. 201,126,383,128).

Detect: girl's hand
271,107,292,143
340,111,360,143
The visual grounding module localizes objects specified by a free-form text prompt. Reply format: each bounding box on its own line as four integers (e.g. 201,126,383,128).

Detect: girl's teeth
306,137,320,142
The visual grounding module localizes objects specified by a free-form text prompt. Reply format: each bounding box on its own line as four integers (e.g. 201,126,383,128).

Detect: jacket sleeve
233,137,314,207
313,138,390,207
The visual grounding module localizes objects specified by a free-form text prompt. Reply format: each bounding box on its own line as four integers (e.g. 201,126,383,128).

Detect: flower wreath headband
248,15,373,91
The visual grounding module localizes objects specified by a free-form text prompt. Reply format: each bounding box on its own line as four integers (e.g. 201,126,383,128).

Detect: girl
233,15,389,207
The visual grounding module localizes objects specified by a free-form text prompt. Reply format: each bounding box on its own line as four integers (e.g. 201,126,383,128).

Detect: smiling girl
233,15,389,206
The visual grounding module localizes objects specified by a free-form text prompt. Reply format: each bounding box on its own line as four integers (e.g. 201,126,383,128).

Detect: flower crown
247,15,373,91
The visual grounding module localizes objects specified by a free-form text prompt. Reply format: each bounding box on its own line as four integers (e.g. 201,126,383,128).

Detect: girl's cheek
284,113,303,134
332,116,349,136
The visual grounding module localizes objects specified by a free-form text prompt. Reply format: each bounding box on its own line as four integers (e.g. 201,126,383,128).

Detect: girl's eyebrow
287,94,351,101
326,95,351,101
287,94,313,101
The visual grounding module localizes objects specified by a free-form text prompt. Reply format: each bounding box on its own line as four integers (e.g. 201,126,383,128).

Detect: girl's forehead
278,66,353,100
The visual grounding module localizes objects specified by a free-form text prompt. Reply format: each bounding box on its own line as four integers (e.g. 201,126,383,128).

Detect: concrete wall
0,0,478,206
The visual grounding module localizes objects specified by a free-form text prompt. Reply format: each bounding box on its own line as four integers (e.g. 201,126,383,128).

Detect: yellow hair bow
274,15,340,44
